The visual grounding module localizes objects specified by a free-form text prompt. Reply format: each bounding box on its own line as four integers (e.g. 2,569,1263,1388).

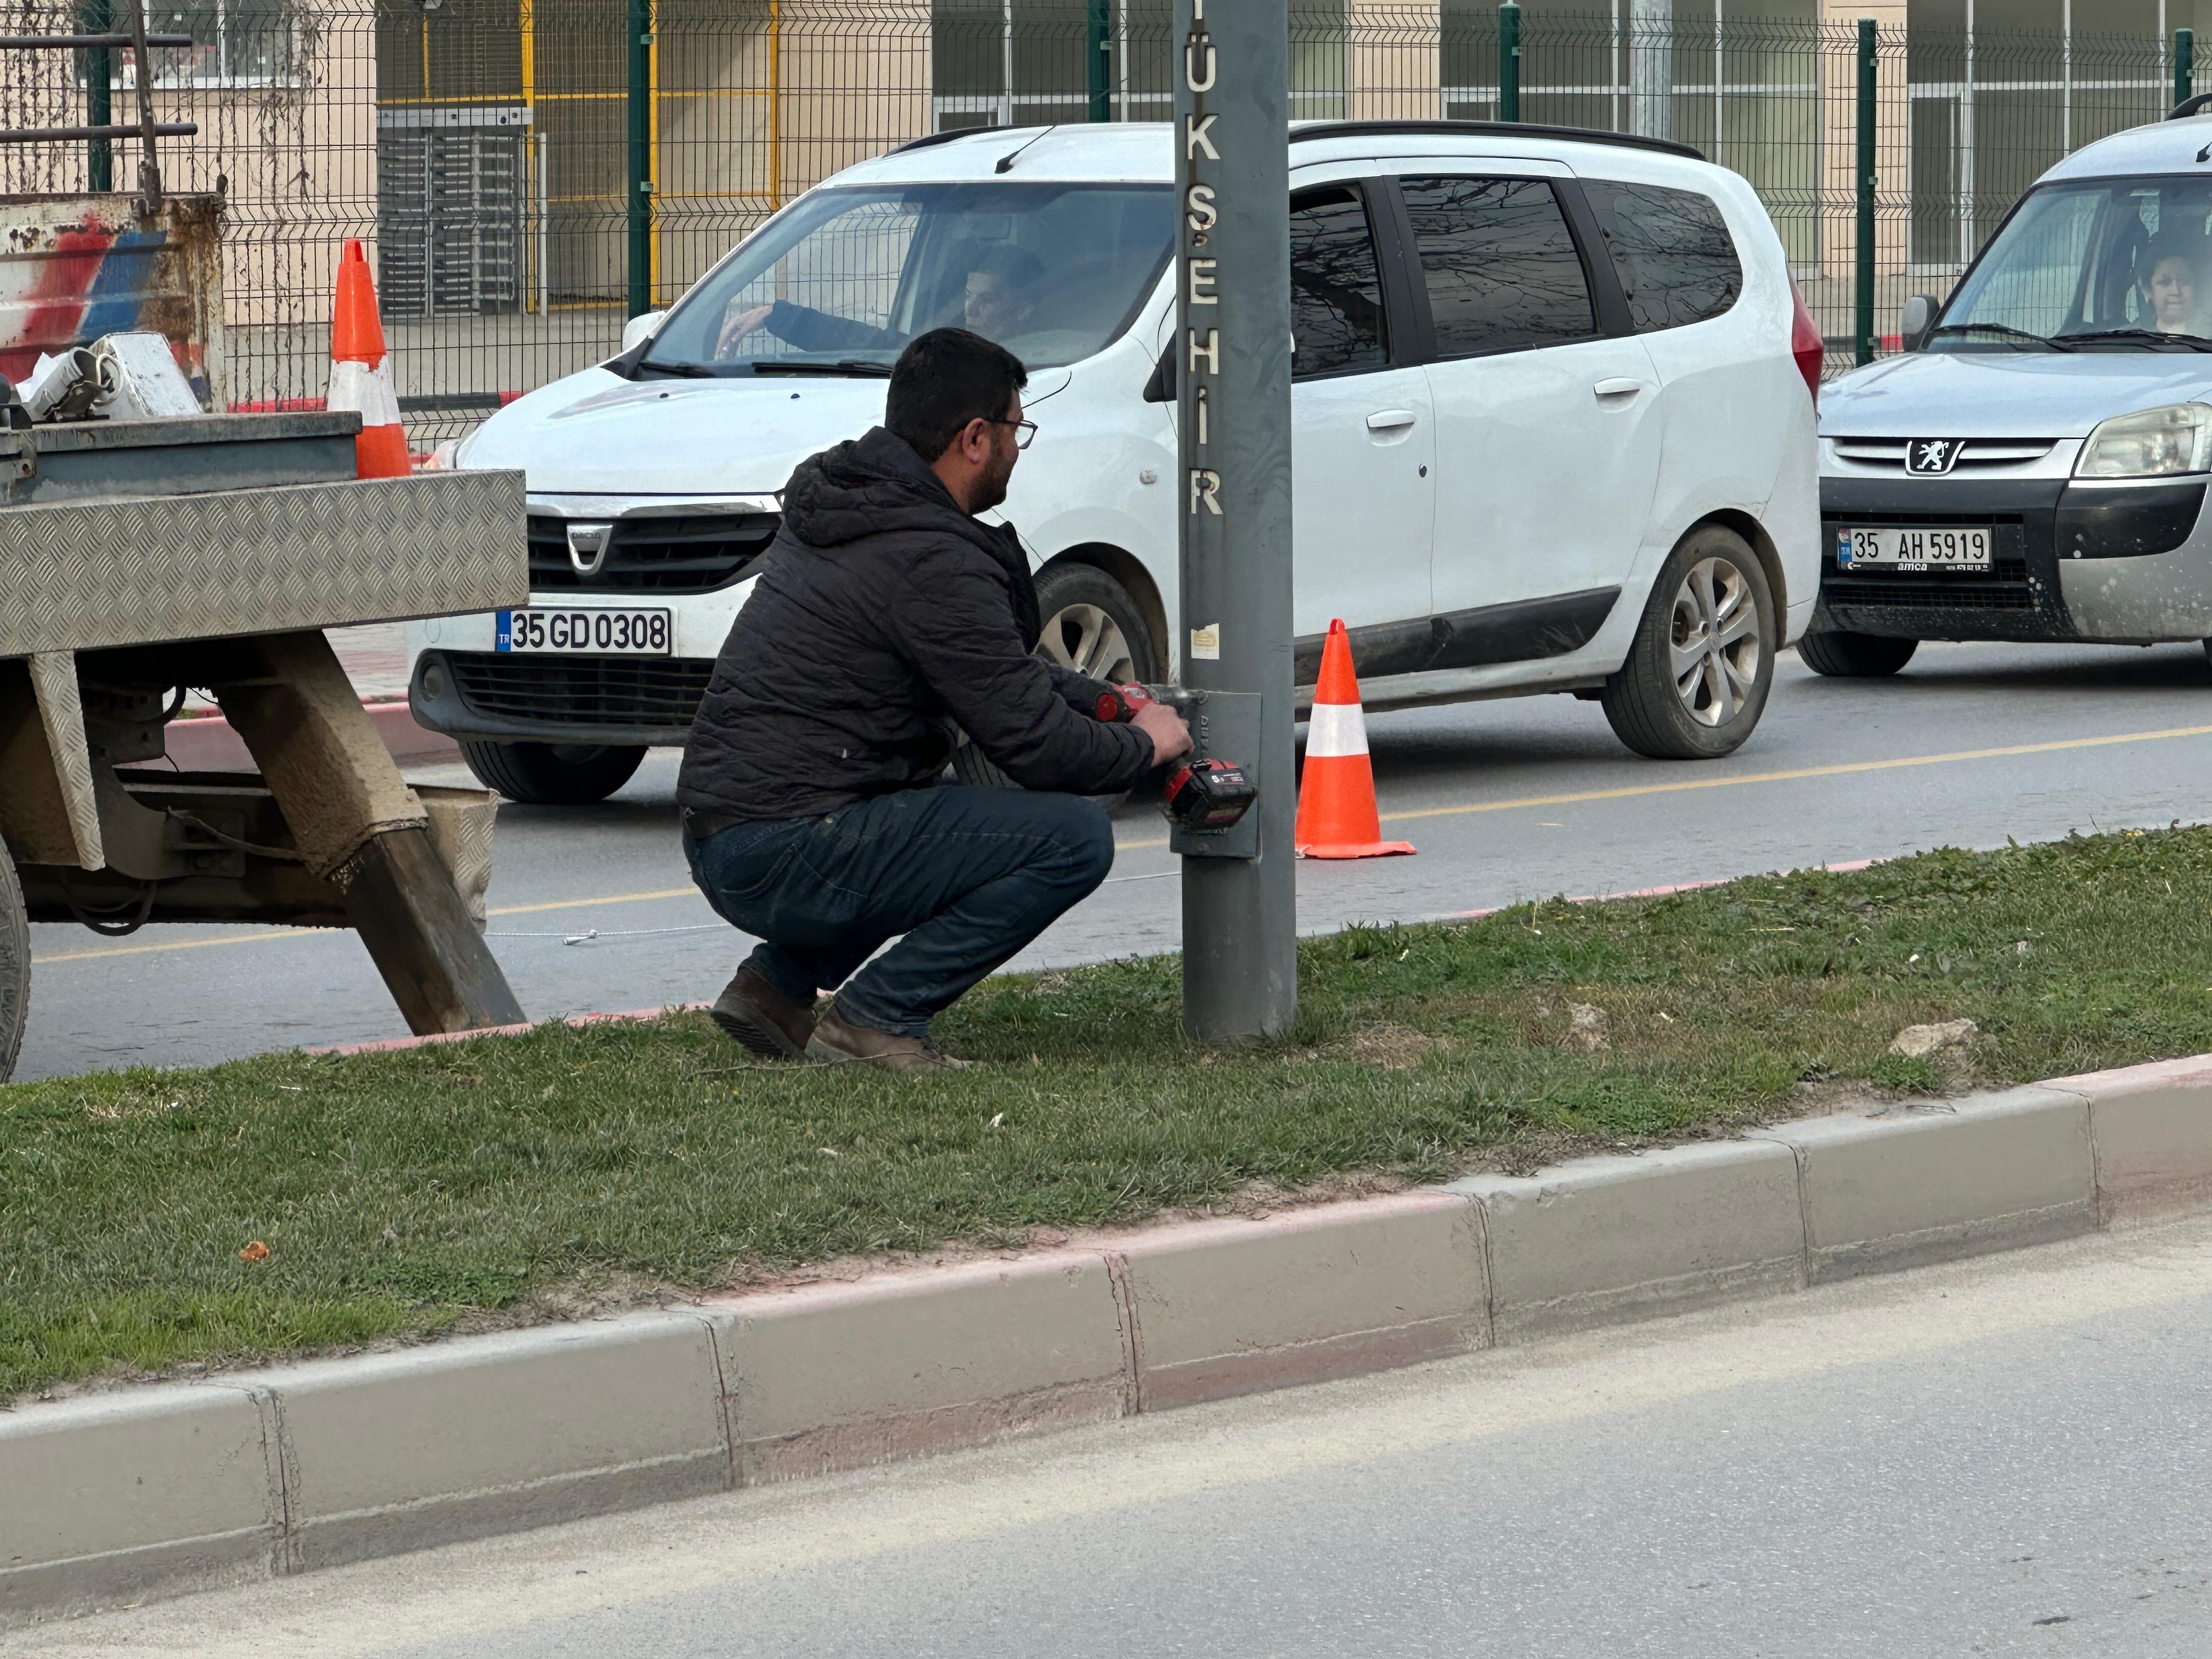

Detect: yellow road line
1113,721,2212,851
36,721,2212,963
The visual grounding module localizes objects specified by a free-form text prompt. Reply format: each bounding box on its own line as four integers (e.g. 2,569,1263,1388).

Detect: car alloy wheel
1669,555,1762,727
1037,601,1138,685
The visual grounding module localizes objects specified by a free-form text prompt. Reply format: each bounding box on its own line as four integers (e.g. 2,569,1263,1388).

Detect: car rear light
1790,281,1824,405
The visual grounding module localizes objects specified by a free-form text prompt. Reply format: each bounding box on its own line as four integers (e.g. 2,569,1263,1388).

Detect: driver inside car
714,244,1045,359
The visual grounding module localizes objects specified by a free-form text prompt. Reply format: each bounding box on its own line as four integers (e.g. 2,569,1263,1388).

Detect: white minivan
1813,110,2212,677
410,119,1820,803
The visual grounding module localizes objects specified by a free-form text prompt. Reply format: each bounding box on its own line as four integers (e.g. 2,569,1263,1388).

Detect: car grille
1829,438,2058,472
1823,573,2038,611
448,652,715,727
528,511,779,594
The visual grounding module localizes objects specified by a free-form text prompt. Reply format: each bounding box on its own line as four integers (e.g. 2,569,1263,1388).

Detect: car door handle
1592,378,1651,399
1366,409,1419,430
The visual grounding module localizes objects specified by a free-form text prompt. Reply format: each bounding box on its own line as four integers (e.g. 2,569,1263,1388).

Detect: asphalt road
25,1212,2212,1657
17,636,2212,1082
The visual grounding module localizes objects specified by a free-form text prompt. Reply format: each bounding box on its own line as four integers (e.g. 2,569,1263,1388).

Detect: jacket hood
783,426,983,551
1822,349,2212,440
781,427,1043,649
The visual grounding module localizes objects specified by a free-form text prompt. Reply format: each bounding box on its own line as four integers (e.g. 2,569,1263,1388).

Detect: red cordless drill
1094,684,1257,833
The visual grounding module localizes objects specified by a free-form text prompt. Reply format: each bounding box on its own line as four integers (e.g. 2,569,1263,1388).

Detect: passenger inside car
2140,238,2204,335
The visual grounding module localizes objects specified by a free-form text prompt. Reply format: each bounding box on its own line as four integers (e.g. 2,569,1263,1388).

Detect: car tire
0,833,28,1085
461,741,648,805
1799,627,1918,678
952,562,1160,791
1601,524,1777,761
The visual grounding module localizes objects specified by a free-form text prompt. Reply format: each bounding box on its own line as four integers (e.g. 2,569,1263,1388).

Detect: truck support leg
213,630,526,1035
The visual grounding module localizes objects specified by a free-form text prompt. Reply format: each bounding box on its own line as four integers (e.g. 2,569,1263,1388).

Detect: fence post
1855,17,1876,368
2179,28,2196,108
83,0,112,192
1498,1,1520,122
1088,0,1111,120
626,0,652,317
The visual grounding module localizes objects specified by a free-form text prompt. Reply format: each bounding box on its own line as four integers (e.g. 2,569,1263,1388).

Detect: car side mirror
1142,342,1175,404
620,309,668,355
1900,294,1940,353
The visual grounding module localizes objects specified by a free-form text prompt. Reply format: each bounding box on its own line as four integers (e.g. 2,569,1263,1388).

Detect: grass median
9,821,2212,1398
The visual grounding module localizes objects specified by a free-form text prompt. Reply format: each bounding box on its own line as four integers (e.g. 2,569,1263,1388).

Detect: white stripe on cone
328,357,402,428
1306,699,1369,759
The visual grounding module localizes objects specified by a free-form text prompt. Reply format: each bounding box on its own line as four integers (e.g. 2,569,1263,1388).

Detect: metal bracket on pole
1168,690,1262,860
1173,0,1296,1041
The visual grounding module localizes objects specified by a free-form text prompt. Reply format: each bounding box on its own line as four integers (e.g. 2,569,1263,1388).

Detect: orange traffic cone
1295,618,1415,860
326,239,410,478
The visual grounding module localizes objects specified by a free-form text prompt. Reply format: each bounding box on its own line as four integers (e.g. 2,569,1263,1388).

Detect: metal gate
376,110,528,318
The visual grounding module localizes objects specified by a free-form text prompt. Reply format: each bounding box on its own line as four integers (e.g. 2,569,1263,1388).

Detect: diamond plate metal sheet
0,471,528,660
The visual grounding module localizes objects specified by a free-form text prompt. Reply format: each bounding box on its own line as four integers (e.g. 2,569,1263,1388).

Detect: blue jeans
683,785,1115,1038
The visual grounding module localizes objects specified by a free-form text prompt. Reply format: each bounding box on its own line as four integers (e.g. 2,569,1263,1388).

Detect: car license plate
495,607,672,655
1835,526,1992,572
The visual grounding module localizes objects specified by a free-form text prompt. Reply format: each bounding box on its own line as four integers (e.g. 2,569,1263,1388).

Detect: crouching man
678,327,1192,1072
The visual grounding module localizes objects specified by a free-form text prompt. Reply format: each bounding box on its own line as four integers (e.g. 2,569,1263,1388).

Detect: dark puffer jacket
678,426,1155,822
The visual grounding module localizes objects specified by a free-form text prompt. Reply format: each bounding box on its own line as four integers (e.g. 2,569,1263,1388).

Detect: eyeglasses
981,415,1038,450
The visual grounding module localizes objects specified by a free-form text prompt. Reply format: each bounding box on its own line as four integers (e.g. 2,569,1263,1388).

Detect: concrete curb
166,699,458,771
7,1057,2212,1625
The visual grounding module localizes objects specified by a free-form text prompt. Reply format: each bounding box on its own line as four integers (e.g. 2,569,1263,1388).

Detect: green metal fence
0,2,2192,439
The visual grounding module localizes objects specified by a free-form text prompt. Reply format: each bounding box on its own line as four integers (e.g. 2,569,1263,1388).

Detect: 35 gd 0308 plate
1835,526,1993,572
495,607,672,654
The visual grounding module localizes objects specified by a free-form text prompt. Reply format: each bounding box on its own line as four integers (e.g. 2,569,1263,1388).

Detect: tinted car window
1398,176,1595,357
1582,179,1743,332
1288,184,1389,378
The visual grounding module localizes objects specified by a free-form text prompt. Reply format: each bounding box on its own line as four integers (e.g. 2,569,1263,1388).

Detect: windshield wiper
632,358,720,379
1928,322,2078,352
749,359,895,378
2056,327,2212,353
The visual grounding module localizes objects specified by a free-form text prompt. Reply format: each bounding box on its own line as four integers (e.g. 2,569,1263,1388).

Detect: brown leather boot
709,966,817,1059
805,1006,974,1073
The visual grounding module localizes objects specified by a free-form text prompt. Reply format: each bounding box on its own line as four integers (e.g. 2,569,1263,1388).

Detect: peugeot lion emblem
567,522,614,577
1905,438,1962,477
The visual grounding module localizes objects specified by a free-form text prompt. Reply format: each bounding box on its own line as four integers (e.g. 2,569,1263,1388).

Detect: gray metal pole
1628,0,1672,141
1173,0,1296,1042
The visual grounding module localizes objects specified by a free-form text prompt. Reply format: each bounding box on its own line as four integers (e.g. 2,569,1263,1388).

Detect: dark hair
970,244,1045,289
886,327,1029,461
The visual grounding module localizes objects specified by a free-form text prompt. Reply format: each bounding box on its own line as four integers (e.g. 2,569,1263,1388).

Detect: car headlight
2075,403,2212,478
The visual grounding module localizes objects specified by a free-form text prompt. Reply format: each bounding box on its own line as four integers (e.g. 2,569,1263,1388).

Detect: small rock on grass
1888,1018,1979,1059
1566,1003,1609,1052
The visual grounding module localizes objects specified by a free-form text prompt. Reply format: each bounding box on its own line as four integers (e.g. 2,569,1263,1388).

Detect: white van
1812,110,2212,677
410,119,1820,803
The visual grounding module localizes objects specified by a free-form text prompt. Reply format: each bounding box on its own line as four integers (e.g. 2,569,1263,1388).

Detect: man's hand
1131,699,1192,766
714,302,774,358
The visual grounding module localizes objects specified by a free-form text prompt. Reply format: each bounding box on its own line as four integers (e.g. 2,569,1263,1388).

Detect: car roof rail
888,125,1007,155
1290,118,1704,162
883,117,1703,164
2168,92,2212,119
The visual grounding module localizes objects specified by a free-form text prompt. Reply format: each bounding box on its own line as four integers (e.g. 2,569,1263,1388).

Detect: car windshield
637,181,1175,377
1938,175,2212,351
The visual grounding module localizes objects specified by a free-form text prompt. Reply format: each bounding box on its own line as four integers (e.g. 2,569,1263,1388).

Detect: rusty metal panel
0,470,528,659
0,193,225,407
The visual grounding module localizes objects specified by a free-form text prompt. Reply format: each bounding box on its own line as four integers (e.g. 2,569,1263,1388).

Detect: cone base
354,425,413,479
1296,840,1417,860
